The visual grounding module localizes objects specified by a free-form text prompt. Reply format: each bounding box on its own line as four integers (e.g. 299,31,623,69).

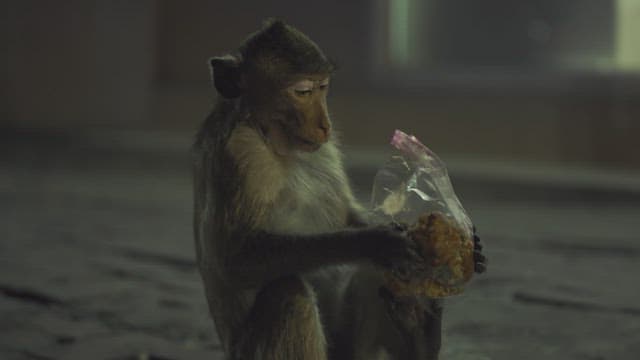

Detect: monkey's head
210,19,335,154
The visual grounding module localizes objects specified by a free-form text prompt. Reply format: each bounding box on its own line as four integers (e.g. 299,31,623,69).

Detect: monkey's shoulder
225,124,288,206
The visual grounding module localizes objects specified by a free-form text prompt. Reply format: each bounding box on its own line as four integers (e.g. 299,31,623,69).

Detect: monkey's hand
368,222,427,281
473,226,488,274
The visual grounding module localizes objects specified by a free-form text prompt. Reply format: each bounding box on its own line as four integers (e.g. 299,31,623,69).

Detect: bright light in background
389,0,411,67
380,0,640,73
616,0,640,71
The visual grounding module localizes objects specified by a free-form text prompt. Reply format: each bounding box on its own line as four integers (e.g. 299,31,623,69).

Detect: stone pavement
1,132,639,359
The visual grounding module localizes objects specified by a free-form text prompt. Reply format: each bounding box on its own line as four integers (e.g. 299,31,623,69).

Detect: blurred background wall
2,0,639,169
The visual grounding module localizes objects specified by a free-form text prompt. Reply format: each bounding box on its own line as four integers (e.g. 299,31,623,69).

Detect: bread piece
384,212,474,298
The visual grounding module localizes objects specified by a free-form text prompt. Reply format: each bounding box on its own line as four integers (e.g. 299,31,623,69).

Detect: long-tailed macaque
193,20,486,360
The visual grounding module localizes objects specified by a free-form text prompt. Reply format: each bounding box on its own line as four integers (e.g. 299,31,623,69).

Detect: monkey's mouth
295,136,323,152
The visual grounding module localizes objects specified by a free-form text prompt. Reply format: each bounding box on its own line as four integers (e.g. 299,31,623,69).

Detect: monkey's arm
226,227,417,288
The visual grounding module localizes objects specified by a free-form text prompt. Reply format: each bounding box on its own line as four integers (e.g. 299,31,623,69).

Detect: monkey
192,19,487,360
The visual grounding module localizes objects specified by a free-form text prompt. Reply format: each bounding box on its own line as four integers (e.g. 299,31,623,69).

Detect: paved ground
1,130,639,360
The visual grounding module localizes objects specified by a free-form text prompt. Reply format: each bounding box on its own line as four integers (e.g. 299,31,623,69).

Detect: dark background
3,0,640,168
2,1,639,359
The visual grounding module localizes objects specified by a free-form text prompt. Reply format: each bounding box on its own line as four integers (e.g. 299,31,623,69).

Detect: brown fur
234,276,327,360
194,20,445,360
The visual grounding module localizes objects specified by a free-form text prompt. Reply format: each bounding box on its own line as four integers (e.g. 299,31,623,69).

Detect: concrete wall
2,1,639,169
2,0,155,128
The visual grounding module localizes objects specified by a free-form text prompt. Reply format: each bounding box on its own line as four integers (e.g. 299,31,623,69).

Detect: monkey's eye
319,78,330,91
291,79,314,97
294,89,313,96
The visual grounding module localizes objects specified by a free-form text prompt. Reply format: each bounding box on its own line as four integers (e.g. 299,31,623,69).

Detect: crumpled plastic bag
370,130,474,298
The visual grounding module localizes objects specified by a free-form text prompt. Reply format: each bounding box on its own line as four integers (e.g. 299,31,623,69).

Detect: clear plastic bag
371,130,474,298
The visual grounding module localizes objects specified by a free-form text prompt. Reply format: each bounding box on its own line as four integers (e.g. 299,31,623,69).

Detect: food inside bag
370,130,475,298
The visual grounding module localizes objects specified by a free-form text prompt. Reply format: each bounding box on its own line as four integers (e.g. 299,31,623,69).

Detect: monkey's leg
232,276,328,360
379,288,443,360
342,266,442,360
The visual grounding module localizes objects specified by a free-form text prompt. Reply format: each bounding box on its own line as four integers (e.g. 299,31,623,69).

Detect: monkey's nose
318,127,330,143
319,124,331,139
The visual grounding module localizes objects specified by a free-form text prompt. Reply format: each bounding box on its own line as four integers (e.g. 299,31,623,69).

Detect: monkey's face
282,75,331,152
209,20,336,155
257,74,332,154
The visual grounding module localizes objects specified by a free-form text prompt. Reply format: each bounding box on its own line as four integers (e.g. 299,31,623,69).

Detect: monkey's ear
209,55,244,99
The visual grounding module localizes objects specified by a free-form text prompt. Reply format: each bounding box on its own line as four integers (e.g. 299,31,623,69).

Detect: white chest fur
267,150,350,234
226,124,352,233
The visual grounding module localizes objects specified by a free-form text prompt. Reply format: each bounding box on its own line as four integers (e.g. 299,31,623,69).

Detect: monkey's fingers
393,259,428,281
472,228,487,274
473,234,483,251
474,250,487,274
407,244,426,264
391,265,418,282
391,221,409,232
392,241,428,281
